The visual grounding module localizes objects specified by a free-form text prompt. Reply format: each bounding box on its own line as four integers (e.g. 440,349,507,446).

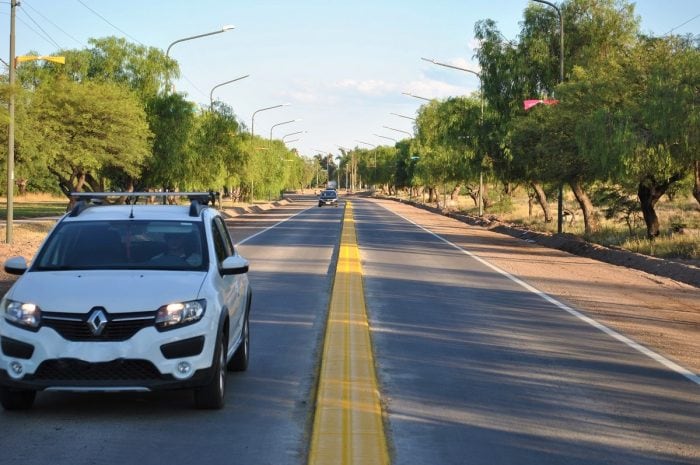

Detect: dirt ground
1,200,699,377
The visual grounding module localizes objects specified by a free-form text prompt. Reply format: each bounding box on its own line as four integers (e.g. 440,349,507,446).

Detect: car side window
212,216,234,263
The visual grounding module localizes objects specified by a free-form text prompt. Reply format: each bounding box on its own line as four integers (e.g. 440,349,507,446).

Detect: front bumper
0,317,217,392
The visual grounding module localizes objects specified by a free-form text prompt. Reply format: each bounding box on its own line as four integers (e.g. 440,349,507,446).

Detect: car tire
228,314,249,372
318,203,323,207
0,387,36,410
194,336,226,410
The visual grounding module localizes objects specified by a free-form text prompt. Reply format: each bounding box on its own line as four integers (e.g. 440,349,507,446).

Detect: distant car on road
0,192,252,410
318,189,339,207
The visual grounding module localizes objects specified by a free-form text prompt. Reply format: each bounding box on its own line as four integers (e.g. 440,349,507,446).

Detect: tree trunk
569,179,599,236
481,182,493,210
530,182,553,223
693,160,700,207
427,186,437,203
450,184,461,200
638,173,683,239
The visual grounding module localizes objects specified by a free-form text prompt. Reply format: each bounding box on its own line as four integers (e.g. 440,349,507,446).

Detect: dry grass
399,187,700,261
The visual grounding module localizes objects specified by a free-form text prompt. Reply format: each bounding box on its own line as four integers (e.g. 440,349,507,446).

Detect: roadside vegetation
338,0,699,260
0,0,697,261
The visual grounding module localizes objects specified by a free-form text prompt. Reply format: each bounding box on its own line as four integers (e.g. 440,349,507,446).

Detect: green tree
576,35,700,237
23,78,151,199
188,102,244,191
143,93,196,190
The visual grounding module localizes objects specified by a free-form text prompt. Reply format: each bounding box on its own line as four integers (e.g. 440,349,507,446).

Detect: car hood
5,270,208,313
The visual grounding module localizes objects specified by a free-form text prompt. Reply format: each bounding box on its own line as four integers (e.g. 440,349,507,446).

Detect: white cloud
403,78,473,99
333,79,397,95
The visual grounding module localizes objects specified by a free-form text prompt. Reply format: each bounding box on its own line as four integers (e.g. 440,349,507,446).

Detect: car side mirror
4,256,28,275
221,255,249,276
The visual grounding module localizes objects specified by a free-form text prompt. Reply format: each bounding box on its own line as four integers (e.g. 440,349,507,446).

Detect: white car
0,192,251,410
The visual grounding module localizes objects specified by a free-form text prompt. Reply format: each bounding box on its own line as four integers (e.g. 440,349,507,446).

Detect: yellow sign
15,55,65,67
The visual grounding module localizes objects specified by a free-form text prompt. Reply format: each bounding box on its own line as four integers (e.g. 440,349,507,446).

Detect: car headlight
4,300,41,329
155,299,206,331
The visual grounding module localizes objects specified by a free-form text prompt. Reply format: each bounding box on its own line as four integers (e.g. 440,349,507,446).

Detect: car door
211,216,246,351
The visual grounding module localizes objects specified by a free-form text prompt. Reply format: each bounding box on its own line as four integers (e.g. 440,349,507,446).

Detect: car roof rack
68,191,220,218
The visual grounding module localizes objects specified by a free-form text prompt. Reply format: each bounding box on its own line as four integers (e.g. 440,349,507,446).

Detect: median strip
308,201,389,465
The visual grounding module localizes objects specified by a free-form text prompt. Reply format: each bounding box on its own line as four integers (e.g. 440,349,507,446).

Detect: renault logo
87,309,108,336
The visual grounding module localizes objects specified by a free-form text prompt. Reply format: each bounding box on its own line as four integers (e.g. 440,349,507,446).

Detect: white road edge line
235,205,314,246
374,201,700,387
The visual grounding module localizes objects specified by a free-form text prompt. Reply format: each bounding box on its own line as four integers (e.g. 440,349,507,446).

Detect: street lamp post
6,0,17,244
401,92,432,101
374,134,397,143
532,0,565,233
166,25,234,57
355,140,376,148
251,103,289,137
282,130,306,141
313,149,332,187
390,112,417,121
270,119,301,141
165,25,234,93
382,126,412,137
6,0,66,243
209,74,250,110
421,57,485,216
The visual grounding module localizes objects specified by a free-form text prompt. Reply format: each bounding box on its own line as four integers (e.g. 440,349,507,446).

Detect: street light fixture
282,130,306,141
422,56,486,216
165,26,234,93
382,126,412,137
166,25,235,57
390,112,416,121
421,57,481,78
209,74,250,110
270,119,302,141
532,0,565,233
374,133,397,143
251,103,290,137
355,140,376,148
401,92,432,101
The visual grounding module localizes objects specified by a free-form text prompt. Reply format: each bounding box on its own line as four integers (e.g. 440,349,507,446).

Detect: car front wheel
194,336,226,409
228,314,249,372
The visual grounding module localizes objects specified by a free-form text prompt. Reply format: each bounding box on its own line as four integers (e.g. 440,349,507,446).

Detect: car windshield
322,191,337,198
32,220,208,271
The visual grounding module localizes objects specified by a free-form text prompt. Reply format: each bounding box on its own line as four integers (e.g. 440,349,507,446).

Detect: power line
23,0,85,47
180,74,210,101
75,0,144,46
20,8,62,49
664,13,700,35
15,15,59,50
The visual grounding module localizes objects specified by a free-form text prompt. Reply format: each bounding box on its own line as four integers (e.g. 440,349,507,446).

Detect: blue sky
2,0,698,158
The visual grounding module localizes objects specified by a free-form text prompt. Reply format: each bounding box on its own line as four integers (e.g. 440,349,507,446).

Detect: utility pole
6,0,17,244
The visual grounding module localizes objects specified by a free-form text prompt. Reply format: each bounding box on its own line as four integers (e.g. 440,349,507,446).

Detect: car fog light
175,361,192,378
9,361,23,378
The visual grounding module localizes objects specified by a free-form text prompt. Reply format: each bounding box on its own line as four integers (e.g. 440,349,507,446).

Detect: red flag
524,99,559,110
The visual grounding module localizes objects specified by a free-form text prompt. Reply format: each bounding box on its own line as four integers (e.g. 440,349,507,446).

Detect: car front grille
42,310,156,341
33,359,162,382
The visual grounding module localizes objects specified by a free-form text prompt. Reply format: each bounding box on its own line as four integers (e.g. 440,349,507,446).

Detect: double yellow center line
308,202,389,465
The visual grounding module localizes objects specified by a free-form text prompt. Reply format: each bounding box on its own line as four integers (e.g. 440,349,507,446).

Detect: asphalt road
0,195,697,465
353,198,699,465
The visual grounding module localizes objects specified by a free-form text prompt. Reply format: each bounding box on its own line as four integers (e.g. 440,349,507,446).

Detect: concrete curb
382,196,700,288
219,197,292,218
